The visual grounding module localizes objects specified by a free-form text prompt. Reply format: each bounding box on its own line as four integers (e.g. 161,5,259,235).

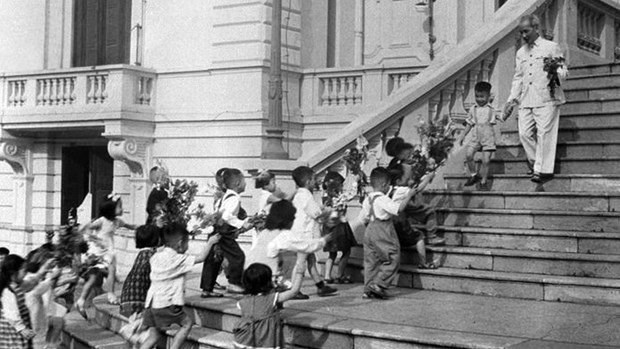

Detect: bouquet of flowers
186,203,222,237
342,135,370,202
417,115,456,168
543,56,565,99
247,212,268,232
163,179,199,226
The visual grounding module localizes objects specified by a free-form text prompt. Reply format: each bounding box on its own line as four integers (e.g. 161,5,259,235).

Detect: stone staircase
344,62,620,306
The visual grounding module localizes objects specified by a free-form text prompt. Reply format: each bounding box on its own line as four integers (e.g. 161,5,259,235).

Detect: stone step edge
429,225,620,239
565,97,620,103
346,258,620,288
62,316,129,349
490,156,620,163
424,245,620,262
425,189,620,198
565,84,620,91
501,125,620,133
91,296,527,349
497,140,620,147
436,207,620,217
566,72,620,80
443,174,620,179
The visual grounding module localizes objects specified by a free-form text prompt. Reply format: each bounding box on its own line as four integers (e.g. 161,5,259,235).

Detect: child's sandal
417,262,438,270
324,278,335,284
336,275,353,284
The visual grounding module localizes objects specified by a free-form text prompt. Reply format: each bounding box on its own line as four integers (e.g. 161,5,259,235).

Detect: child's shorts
142,305,188,330
467,125,496,151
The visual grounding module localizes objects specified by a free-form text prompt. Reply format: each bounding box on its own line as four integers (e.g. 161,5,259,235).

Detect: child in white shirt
139,223,220,349
356,167,418,299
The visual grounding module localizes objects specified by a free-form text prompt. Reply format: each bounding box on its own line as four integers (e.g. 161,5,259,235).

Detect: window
497,0,508,10
72,0,131,67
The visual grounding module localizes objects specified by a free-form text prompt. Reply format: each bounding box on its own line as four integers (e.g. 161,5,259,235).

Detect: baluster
137,77,144,104
43,79,51,106
49,79,57,105
87,76,95,104
400,75,408,90
145,78,152,105
440,87,454,121
453,76,469,117
345,77,354,106
19,81,26,106
480,57,493,82
336,78,345,105
60,78,66,105
36,80,44,105
354,77,362,105
101,76,108,102
428,93,440,122
8,82,15,107
69,78,76,104
320,79,329,106
391,75,399,93
94,76,102,103
328,78,337,106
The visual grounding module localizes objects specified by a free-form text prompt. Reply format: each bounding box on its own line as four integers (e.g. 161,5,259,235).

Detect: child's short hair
99,196,120,220
385,137,405,157
475,81,492,94
387,164,405,186
255,170,275,189
394,142,414,157
292,166,314,187
0,247,9,256
162,222,189,247
215,168,229,189
25,243,54,273
135,225,161,249
223,168,244,189
370,167,391,187
322,171,345,191
242,263,274,295
265,200,296,230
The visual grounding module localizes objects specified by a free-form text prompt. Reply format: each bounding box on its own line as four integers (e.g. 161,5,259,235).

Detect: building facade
1,0,619,262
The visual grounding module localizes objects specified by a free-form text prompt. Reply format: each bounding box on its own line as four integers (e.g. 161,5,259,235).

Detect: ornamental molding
107,138,152,178
0,141,31,176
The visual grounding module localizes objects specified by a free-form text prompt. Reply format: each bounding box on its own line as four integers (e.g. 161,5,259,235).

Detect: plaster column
0,141,33,232
354,0,364,66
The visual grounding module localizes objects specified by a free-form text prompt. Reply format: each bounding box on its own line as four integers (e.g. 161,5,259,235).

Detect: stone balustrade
577,2,604,54
302,65,424,115
1,64,156,128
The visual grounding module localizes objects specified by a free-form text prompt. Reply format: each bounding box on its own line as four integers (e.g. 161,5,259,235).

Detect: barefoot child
290,166,337,298
0,255,36,349
356,167,418,299
232,263,305,349
321,172,357,284
138,223,220,349
458,81,502,190
77,195,136,318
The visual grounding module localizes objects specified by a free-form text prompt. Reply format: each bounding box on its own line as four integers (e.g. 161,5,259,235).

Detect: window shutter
105,0,131,64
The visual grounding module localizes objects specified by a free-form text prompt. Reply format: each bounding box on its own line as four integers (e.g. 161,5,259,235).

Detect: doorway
60,146,113,224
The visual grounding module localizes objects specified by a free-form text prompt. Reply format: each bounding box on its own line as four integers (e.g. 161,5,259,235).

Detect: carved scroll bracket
107,138,152,179
0,141,32,176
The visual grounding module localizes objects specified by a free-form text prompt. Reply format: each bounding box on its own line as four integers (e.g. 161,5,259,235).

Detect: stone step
351,245,620,278
561,98,620,114
443,174,620,192
496,141,620,159
62,314,130,349
489,156,620,175
500,125,620,143
90,293,523,349
565,86,620,100
436,207,620,232
568,63,620,76
86,300,235,349
424,190,620,212
563,73,620,90
435,225,620,254
345,258,620,306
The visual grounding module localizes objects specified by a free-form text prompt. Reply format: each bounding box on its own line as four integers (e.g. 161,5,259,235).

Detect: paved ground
182,266,620,348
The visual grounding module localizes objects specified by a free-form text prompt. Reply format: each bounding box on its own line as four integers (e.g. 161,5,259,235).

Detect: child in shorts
458,81,503,190
139,223,220,349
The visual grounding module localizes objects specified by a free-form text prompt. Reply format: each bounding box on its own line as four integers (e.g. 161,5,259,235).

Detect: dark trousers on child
363,219,401,292
200,234,245,291
404,202,438,240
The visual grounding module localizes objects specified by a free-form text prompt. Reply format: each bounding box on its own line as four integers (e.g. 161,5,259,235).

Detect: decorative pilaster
0,141,33,230
107,138,152,224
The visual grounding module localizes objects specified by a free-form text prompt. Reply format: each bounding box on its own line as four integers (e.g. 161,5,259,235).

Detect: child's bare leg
306,253,323,284
139,328,161,349
46,316,64,346
415,240,427,266
324,252,337,281
336,250,350,279
77,273,99,315
480,151,492,184
105,256,118,304
170,316,194,349
465,147,477,176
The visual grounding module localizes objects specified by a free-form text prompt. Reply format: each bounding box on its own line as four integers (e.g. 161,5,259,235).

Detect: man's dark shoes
464,174,481,187
366,284,387,299
292,292,310,300
317,285,338,297
200,291,223,298
531,173,554,184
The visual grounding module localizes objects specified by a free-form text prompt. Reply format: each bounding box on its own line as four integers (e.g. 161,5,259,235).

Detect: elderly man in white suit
505,14,568,183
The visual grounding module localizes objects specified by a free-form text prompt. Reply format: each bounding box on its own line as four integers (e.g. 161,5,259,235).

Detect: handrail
299,0,552,172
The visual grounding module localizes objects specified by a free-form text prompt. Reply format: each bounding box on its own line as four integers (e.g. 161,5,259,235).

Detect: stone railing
299,0,567,173
577,2,604,54
301,65,424,115
1,65,156,121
